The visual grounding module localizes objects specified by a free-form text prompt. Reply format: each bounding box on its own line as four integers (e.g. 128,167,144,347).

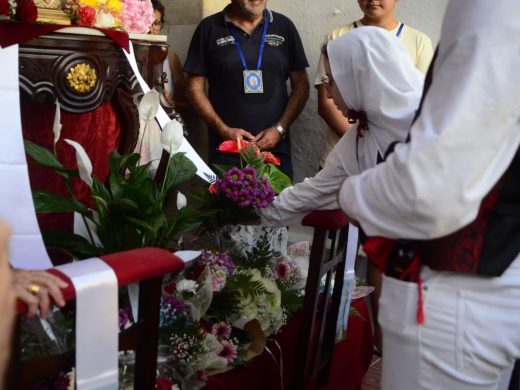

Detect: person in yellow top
315,0,433,168
314,0,433,355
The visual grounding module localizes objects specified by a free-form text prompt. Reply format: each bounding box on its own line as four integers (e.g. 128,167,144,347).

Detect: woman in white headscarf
260,26,424,226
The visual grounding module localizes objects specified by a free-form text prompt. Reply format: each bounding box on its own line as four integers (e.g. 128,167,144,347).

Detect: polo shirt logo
216,35,235,47
266,34,285,47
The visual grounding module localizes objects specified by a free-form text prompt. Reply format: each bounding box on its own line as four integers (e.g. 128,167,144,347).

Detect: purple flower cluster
215,166,275,209
118,306,133,331
160,295,185,326
198,250,234,275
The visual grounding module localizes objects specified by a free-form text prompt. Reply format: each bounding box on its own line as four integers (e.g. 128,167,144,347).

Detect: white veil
327,26,424,173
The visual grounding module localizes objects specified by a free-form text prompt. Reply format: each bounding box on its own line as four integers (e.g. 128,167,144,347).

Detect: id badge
243,70,264,94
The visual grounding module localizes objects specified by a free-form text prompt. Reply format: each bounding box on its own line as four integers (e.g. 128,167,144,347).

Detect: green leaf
24,140,78,179
280,289,304,316
163,153,197,191
265,164,291,194
33,191,91,216
123,215,156,233
42,230,101,258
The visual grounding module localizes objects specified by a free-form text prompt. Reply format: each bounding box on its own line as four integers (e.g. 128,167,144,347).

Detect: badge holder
243,70,264,94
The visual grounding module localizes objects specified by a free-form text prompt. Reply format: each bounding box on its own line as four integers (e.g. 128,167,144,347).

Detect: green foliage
262,164,291,194
235,233,280,273
24,140,201,258
225,272,268,298
280,289,304,316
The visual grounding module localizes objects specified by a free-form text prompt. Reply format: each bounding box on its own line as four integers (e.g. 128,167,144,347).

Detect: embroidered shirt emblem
266,34,285,46
216,35,235,47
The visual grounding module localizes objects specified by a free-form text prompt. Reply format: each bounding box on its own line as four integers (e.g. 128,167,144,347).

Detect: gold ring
27,283,40,294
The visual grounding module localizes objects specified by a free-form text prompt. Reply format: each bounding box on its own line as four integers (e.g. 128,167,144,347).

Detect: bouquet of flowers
153,233,304,388
1,0,37,22
196,140,291,232
61,0,153,32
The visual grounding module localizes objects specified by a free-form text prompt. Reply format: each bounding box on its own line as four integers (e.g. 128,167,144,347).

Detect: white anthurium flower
53,100,62,145
176,191,187,210
160,119,184,154
138,89,160,122
64,139,93,188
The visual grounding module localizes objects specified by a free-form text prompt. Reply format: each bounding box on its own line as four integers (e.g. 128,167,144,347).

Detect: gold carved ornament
66,63,97,94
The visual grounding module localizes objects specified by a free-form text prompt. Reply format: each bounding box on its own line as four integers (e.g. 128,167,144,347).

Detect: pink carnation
120,0,154,34
77,5,96,26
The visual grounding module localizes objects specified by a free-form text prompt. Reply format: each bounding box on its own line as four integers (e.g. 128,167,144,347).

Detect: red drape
21,95,120,253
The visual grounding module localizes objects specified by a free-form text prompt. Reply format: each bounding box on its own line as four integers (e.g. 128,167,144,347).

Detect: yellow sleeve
415,34,434,74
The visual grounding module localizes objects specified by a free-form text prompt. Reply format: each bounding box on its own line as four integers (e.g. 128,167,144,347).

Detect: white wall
165,0,449,182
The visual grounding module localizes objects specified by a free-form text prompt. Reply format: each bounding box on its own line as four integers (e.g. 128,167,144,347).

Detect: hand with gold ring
13,269,68,318
27,283,41,295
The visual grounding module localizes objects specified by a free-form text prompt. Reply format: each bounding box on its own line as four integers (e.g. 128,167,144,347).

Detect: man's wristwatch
274,123,286,139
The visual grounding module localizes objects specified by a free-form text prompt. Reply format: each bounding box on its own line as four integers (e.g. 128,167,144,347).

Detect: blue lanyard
228,9,269,70
353,21,404,38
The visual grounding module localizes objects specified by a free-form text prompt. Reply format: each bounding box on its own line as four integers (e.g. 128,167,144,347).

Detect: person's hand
254,126,281,150
221,126,255,142
0,220,15,381
12,269,68,319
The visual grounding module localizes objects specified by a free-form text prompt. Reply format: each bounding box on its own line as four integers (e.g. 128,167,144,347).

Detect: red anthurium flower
218,139,250,154
261,151,280,166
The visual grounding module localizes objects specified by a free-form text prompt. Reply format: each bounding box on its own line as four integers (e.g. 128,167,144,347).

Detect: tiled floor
361,356,382,390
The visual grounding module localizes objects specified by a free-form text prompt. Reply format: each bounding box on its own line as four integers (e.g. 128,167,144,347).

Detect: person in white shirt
337,1,520,389
261,27,423,227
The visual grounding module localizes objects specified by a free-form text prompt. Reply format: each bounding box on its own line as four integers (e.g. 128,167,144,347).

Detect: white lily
138,89,160,122
176,191,187,210
160,119,184,154
64,139,93,188
53,100,62,146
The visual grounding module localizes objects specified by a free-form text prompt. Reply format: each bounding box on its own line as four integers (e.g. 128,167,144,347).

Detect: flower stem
137,120,149,165
64,178,96,247
160,146,173,198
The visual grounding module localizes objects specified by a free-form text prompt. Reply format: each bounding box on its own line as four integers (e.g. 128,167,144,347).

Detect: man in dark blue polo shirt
184,0,310,179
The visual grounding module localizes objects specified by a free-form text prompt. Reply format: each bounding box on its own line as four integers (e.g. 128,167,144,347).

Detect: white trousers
379,254,520,390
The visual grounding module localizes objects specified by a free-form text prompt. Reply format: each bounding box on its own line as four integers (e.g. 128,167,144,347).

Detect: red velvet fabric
204,299,374,390
21,95,121,238
0,20,130,52
302,210,350,231
17,248,185,314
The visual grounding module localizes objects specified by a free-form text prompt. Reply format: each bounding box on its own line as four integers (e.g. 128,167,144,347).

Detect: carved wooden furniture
292,210,352,389
18,30,167,154
4,30,178,390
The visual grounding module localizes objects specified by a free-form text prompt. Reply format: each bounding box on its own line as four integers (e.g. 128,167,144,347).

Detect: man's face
231,0,267,18
357,0,397,20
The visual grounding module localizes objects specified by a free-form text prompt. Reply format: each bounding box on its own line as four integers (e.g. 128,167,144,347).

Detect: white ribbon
0,44,53,270
122,42,215,183
57,258,119,390
335,223,359,342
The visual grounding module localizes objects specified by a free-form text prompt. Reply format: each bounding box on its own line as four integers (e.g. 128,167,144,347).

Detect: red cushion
17,248,184,313
301,210,349,230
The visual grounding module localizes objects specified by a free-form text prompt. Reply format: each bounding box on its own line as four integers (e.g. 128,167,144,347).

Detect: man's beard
240,1,266,18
